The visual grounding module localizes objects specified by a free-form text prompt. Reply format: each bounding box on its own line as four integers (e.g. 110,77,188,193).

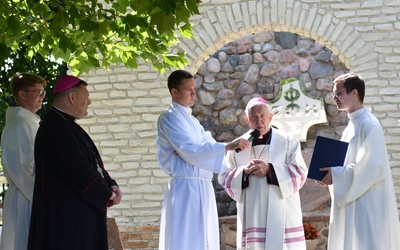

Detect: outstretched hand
226,137,250,152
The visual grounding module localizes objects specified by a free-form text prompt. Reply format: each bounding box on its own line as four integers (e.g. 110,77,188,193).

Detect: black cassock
28,107,118,250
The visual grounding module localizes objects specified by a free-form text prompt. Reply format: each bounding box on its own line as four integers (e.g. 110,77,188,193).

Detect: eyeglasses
23,89,46,97
331,90,347,99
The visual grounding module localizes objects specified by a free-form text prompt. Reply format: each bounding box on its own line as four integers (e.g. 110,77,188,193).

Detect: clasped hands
244,159,270,178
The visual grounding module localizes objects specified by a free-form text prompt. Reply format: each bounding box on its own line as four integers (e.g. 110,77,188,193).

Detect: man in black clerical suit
28,75,122,250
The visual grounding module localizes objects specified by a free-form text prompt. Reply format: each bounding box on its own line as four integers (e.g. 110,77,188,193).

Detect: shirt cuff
266,163,279,186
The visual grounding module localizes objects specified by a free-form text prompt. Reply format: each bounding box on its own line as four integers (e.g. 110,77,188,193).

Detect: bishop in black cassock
28,76,121,250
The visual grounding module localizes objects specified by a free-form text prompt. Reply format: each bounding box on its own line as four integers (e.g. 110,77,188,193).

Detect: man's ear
352,88,358,98
16,90,26,103
245,116,250,125
171,88,178,96
67,91,75,104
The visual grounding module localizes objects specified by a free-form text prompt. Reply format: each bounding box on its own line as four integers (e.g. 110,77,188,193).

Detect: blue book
307,136,349,181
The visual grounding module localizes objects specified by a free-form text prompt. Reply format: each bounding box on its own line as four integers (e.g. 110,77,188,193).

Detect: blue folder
307,136,349,181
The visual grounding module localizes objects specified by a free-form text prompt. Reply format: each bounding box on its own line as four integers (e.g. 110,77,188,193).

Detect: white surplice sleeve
332,123,387,207
271,132,308,199
218,150,246,203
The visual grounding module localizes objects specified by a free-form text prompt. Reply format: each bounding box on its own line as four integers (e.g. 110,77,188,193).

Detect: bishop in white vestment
219,98,308,250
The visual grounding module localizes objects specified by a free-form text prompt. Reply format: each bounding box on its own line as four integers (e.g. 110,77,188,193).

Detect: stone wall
76,1,400,249
193,31,348,141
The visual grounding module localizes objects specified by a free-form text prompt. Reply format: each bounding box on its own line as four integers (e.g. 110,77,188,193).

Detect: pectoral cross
97,163,104,178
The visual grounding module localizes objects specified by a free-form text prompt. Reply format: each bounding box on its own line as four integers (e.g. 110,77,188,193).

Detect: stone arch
177,0,377,75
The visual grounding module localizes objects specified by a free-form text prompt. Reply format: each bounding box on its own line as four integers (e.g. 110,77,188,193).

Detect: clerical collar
51,106,76,122
172,101,192,114
252,129,272,146
348,107,366,120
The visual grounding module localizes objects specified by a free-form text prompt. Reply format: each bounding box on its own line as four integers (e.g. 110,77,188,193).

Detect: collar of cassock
252,128,272,146
52,106,76,122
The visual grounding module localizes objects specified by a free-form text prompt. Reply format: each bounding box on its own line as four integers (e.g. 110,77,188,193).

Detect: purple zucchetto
53,75,82,94
246,97,268,107
245,97,269,116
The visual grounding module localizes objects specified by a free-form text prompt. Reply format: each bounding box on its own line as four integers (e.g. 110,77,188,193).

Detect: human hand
251,159,269,177
244,161,256,175
316,167,332,187
226,137,250,152
109,185,122,206
107,192,117,207
244,159,269,177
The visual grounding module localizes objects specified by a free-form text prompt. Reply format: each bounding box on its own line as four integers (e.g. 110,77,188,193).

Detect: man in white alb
318,72,400,250
1,73,47,250
156,69,250,250
219,97,308,250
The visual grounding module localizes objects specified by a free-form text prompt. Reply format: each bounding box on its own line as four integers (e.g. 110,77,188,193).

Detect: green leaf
30,31,42,46
75,32,95,43
95,22,109,36
59,34,70,53
179,23,193,38
6,15,20,35
111,0,130,13
151,11,175,35
147,38,160,53
68,5,80,27
123,14,145,29
186,0,200,14
37,47,50,59
79,19,99,32
0,43,11,63
175,2,191,24
52,46,70,62
70,56,91,75
125,57,138,68
49,12,66,34
88,55,100,67
44,35,55,47
27,0,41,11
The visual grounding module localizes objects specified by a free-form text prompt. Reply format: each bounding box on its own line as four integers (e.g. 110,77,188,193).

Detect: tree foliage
0,0,201,75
